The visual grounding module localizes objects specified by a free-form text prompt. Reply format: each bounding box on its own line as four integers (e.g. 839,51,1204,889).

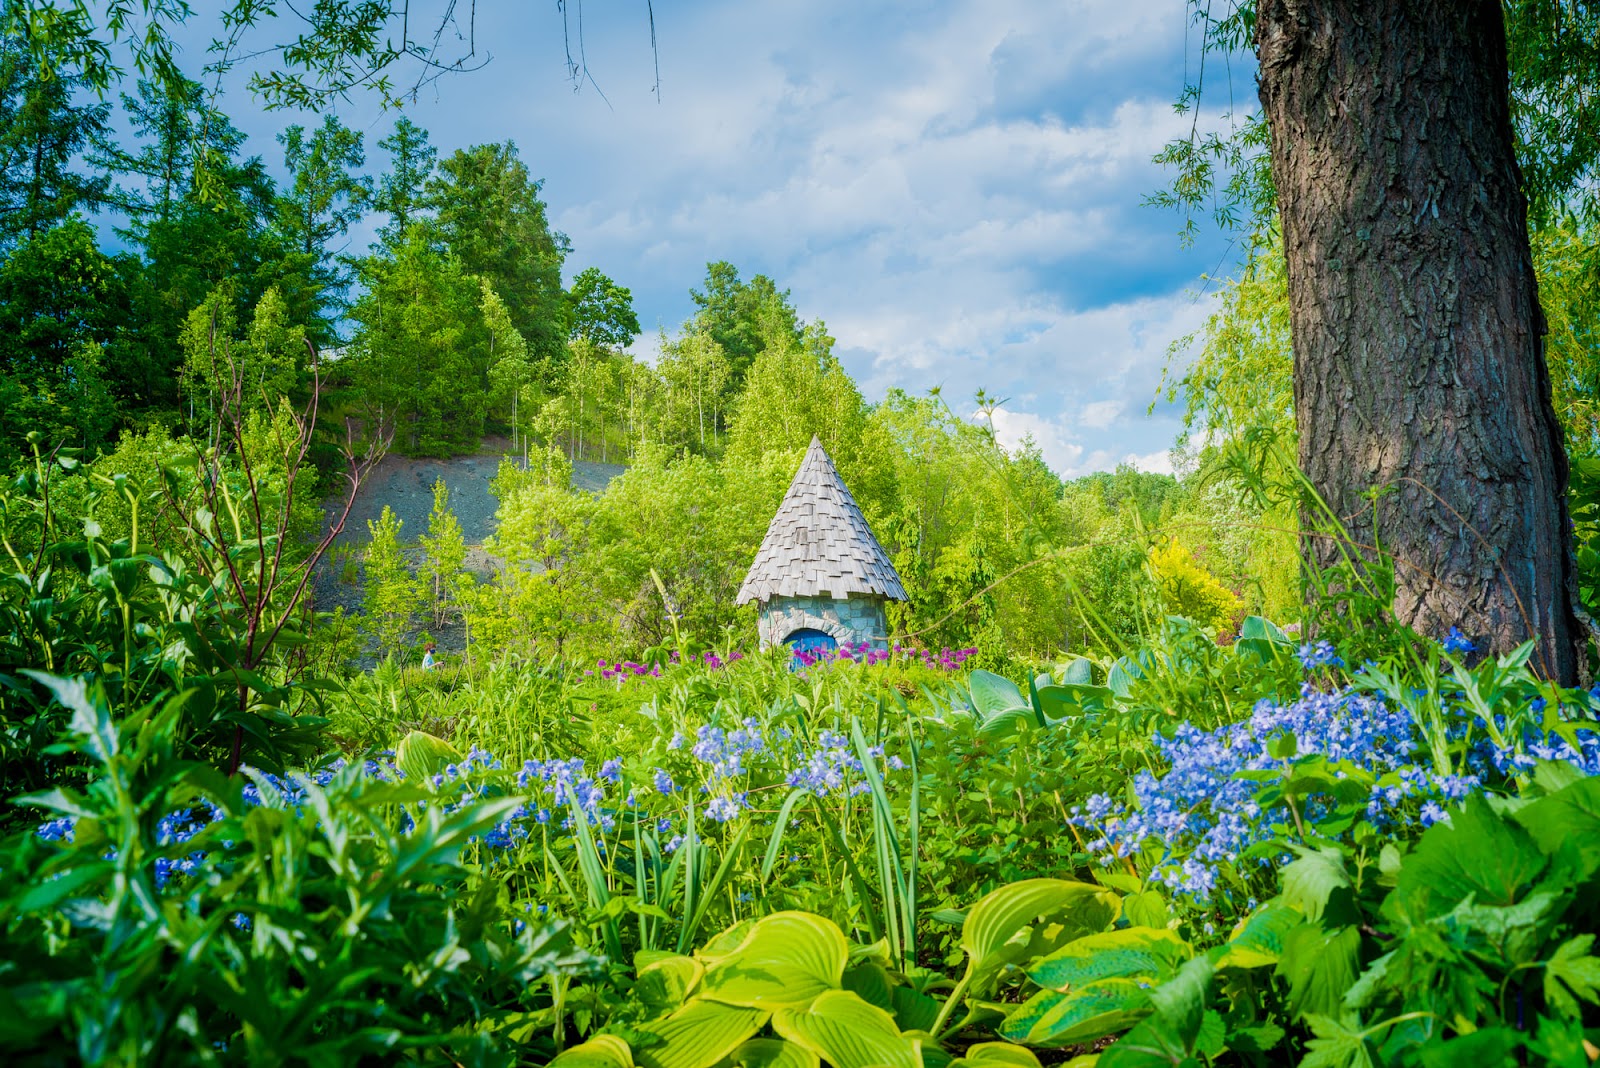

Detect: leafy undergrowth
5,620,1600,1065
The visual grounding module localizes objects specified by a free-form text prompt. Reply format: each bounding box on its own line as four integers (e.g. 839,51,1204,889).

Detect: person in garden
421,643,437,670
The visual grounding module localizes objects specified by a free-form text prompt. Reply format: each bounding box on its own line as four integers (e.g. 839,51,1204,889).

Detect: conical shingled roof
737,436,907,605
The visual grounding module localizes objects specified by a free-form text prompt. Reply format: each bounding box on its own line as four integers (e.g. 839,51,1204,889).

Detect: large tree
0,19,111,249
1253,0,1583,680
429,141,569,375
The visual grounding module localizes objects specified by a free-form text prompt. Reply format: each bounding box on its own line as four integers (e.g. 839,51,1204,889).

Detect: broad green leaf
1094,1016,1195,1067
1027,928,1191,991
1399,795,1547,918
1060,658,1095,685
1145,955,1213,1046
1415,1028,1521,1068
723,1039,819,1068
841,961,893,1011
1215,902,1302,969
637,956,705,1016
1279,848,1352,922
633,999,768,1068
1032,684,1083,721
700,912,849,1009
395,730,465,785
698,919,757,963
947,1043,1044,1068
968,670,1028,718
889,985,940,1033
550,1035,635,1068
1106,659,1142,699
998,980,1149,1047
1512,775,1600,878
1121,892,1168,930
772,990,921,1068
1278,924,1362,1020
976,707,1036,741
1238,616,1290,643
961,879,1120,988
1543,934,1600,1017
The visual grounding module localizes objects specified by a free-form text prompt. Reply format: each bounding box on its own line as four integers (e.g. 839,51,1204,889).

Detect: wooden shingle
736,436,908,605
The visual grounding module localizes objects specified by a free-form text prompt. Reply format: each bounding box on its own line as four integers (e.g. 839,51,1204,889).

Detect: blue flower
1441,627,1476,656
1297,640,1344,670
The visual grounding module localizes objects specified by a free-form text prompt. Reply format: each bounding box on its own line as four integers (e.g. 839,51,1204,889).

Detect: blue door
785,628,837,662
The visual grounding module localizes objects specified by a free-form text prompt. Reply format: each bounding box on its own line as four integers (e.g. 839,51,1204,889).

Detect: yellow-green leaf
633,999,768,1068
773,990,922,1068
395,730,464,785
1027,928,1191,992
722,1038,820,1068
550,1035,635,1068
947,1042,1044,1068
1215,902,1302,970
962,879,1120,988
700,912,850,1009
998,980,1150,1048
638,956,706,1016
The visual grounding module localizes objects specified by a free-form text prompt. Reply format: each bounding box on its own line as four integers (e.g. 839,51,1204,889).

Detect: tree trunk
1255,0,1582,681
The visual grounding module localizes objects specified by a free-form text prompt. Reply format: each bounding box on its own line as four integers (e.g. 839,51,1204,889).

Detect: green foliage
570,266,642,350
0,684,601,1061
348,225,488,456
362,504,421,655
419,477,470,630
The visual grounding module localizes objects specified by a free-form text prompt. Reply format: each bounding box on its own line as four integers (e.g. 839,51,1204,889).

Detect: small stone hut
736,436,907,653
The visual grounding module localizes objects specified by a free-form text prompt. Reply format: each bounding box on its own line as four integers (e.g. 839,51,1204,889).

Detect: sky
174,0,1254,478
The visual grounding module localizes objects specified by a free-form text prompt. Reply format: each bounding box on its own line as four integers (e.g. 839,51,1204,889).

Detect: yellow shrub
1147,537,1243,636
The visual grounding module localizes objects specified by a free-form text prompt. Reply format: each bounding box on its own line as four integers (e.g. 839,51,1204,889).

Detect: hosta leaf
722,1038,820,1068
890,985,940,1033
700,912,849,1009
395,730,464,785
1238,616,1291,644
976,707,1036,741
772,990,921,1068
634,999,768,1068
551,1035,635,1068
962,879,1120,989
1027,928,1191,991
968,670,1028,718
1060,658,1095,685
638,956,705,1016
948,1043,1043,1068
998,980,1150,1047
1215,902,1302,970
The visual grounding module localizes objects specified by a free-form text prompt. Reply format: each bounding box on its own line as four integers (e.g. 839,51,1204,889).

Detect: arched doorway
784,628,838,661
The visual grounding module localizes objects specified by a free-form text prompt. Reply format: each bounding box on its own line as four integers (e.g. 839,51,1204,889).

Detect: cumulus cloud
214,0,1239,478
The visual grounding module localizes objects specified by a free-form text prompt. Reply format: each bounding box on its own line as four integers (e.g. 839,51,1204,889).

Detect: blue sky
187,0,1251,477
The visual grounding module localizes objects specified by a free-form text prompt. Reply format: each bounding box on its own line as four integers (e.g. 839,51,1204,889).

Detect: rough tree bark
1255,0,1583,682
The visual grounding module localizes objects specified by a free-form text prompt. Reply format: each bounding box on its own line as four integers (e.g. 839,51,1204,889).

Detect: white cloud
1126,449,1176,475
206,0,1240,477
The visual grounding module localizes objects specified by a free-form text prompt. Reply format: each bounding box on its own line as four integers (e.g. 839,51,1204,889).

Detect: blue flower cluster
1296,640,1343,670
1070,684,1481,902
